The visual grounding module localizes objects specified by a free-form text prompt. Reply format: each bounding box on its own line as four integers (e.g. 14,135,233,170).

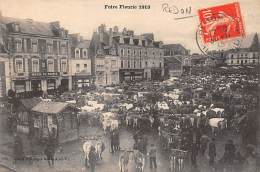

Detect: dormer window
14,23,20,32
83,49,88,58
75,49,80,58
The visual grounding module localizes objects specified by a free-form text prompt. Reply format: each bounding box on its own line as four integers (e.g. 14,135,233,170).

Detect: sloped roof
141,33,154,40
240,34,256,49
32,101,69,114
162,44,185,50
191,54,207,59
77,40,91,49
20,97,42,110
240,33,259,49
164,56,182,63
2,17,57,37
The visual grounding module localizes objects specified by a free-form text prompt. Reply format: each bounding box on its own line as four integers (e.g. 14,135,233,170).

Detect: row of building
0,12,169,97
0,11,259,98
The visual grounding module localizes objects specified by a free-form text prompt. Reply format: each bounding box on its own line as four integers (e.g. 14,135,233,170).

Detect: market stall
31,101,79,144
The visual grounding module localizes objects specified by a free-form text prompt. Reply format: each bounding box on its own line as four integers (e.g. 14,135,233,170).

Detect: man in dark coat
149,144,157,169
110,131,115,153
13,134,24,163
224,139,236,165
200,134,209,156
114,130,120,151
191,142,198,166
44,141,56,166
89,147,97,172
208,138,216,167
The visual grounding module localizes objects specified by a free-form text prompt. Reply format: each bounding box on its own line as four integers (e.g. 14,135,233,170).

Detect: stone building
69,34,92,90
225,33,260,66
163,44,190,77
90,24,164,84
0,12,71,97
95,55,120,86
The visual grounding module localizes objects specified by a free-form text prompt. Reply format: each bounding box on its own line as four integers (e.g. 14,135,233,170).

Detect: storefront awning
32,101,70,114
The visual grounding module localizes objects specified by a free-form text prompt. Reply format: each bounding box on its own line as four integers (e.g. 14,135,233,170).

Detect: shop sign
31,72,60,77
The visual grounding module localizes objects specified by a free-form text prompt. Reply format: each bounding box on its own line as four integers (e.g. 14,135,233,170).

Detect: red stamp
198,2,245,43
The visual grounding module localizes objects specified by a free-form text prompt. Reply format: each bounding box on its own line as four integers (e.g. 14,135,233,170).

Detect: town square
0,0,259,172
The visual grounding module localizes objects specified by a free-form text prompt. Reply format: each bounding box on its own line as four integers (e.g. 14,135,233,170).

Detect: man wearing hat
148,144,157,168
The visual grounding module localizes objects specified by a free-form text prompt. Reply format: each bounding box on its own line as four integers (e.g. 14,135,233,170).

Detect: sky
0,0,259,53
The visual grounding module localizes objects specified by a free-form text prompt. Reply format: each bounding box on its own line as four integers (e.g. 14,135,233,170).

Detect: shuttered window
15,58,23,73
47,59,54,72
32,59,39,72
61,60,67,72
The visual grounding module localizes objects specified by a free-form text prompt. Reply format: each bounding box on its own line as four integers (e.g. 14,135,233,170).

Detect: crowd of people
5,67,259,172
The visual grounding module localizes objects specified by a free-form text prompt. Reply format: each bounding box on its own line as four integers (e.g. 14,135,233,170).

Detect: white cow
119,150,134,172
101,112,119,134
209,118,227,136
102,119,119,134
83,140,105,166
134,151,145,172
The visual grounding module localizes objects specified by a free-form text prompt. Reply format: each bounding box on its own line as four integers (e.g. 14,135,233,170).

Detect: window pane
48,60,54,72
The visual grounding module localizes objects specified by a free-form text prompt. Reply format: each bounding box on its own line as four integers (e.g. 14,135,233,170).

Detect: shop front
73,70,92,90
30,72,60,95
151,68,163,81
119,69,144,82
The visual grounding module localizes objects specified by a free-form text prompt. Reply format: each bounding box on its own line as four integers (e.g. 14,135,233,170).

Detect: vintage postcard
0,0,259,172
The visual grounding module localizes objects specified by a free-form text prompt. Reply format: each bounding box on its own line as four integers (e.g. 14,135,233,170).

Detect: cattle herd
56,69,258,171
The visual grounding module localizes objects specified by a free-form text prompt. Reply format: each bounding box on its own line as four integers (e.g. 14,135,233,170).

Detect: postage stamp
198,2,245,43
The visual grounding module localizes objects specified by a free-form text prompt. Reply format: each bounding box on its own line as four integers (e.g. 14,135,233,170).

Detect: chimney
50,21,60,29
119,36,124,44
129,37,134,45
138,37,142,46
113,26,118,33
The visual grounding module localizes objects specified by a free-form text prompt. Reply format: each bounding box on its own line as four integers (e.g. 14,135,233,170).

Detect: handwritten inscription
162,3,192,16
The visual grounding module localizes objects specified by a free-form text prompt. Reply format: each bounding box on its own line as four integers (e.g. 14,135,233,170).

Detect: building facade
163,44,190,77
95,55,120,86
0,12,71,97
90,25,164,84
69,34,92,90
226,33,260,66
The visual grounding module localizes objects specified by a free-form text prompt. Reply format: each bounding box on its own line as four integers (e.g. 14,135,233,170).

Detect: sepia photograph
0,0,259,171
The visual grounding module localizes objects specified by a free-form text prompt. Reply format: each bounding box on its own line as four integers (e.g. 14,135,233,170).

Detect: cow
83,140,105,166
134,150,145,172
119,150,134,172
149,116,155,128
102,119,119,135
95,140,105,160
208,118,227,136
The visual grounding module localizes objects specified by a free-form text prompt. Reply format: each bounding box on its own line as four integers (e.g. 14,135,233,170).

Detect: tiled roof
164,56,182,63
32,101,69,114
77,40,91,49
162,44,185,49
2,17,57,37
240,33,259,49
20,97,42,110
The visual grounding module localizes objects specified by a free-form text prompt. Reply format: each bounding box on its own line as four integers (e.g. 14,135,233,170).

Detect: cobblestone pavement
0,114,257,172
